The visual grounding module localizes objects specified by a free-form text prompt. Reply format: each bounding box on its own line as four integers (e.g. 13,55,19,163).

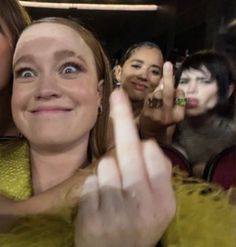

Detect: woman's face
177,66,218,116
117,47,163,101
12,23,102,150
0,19,13,91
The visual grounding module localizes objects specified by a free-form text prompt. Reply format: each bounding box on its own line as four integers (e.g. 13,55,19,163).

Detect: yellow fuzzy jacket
0,140,235,247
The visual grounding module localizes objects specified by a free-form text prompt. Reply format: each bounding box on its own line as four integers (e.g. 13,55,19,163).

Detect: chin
186,109,203,117
130,92,145,101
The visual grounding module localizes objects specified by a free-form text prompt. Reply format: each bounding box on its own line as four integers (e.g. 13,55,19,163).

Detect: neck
130,100,144,118
186,111,218,128
30,137,89,194
0,87,18,136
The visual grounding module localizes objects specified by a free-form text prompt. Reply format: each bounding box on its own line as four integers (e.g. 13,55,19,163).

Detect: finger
79,175,99,214
97,157,123,210
110,88,148,189
142,140,175,218
153,90,163,103
142,140,175,208
143,140,172,189
154,78,164,91
162,62,175,109
173,89,186,122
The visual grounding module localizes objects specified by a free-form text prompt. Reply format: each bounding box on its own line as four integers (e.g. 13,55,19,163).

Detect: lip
131,81,148,91
186,98,199,108
30,106,73,114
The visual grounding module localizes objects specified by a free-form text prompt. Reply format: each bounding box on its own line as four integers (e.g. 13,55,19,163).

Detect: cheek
121,68,133,82
204,94,218,108
150,76,161,88
11,84,30,116
200,86,218,107
69,79,100,105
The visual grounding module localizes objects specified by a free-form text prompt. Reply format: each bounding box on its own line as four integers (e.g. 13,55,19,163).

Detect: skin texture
12,23,102,153
75,89,175,247
0,22,176,246
12,23,103,193
116,47,163,102
139,62,185,143
115,46,185,143
0,90,176,247
177,66,218,116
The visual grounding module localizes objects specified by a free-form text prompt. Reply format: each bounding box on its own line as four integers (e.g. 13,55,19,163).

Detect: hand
74,89,176,247
139,62,186,143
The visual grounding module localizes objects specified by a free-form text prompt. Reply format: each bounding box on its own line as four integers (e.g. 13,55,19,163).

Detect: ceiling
22,0,160,3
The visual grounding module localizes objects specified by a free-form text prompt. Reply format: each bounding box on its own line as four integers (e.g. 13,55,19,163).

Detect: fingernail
164,61,173,70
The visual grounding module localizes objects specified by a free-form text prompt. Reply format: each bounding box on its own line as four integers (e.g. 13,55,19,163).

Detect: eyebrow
13,49,87,69
130,59,162,70
180,76,211,80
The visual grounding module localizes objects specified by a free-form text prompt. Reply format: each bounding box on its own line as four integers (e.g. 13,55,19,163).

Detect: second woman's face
12,23,102,150
117,47,163,101
0,20,13,91
177,66,218,116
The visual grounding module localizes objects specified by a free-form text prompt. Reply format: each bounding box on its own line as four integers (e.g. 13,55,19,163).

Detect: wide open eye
61,62,81,74
15,68,36,78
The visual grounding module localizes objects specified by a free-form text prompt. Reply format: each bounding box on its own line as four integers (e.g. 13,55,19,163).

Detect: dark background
23,0,236,63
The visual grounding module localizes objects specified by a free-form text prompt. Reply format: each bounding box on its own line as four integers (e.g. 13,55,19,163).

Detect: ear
97,79,104,100
113,65,122,82
228,83,235,97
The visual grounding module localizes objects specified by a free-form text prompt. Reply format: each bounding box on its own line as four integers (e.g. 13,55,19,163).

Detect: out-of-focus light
19,1,159,11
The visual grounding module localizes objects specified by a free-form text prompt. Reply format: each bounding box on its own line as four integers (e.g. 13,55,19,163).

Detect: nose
35,73,62,100
137,67,149,81
187,80,198,94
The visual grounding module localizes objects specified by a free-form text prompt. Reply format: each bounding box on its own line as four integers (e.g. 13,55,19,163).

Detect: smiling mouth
30,107,72,114
131,82,148,91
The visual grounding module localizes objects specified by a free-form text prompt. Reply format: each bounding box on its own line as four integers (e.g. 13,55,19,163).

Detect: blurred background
20,0,236,63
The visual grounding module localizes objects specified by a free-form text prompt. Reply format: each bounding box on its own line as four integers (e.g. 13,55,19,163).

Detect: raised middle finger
110,89,149,190
162,62,175,109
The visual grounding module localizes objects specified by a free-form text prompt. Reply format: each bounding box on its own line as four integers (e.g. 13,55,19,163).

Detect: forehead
129,47,163,63
14,22,95,63
181,66,212,78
